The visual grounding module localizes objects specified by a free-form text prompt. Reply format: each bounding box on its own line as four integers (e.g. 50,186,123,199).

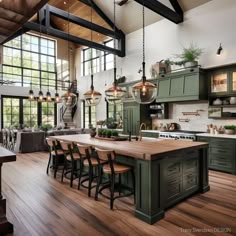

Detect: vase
90,128,96,137
184,61,198,68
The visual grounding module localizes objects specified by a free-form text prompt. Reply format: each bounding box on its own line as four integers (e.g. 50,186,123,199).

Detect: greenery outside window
107,102,123,128
83,101,96,128
23,100,38,128
42,102,55,127
2,33,58,90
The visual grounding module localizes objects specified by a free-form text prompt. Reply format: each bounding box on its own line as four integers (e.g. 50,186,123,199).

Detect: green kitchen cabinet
123,101,150,135
197,136,236,174
156,67,207,102
141,131,159,138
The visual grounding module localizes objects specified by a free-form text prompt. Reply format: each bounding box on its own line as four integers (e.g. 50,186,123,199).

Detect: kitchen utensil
230,97,236,104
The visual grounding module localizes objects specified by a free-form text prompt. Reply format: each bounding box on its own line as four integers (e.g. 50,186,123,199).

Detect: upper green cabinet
208,65,236,96
156,68,207,102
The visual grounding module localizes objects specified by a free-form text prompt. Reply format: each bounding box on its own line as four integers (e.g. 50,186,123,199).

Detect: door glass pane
211,73,227,93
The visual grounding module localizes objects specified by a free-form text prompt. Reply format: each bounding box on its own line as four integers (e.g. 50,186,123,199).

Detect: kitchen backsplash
152,101,236,132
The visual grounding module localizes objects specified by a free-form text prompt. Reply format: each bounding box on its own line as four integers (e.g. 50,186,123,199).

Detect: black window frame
2,33,62,90
1,95,57,129
82,100,96,128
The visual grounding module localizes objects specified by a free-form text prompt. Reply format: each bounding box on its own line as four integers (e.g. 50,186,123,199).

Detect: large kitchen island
52,134,210,224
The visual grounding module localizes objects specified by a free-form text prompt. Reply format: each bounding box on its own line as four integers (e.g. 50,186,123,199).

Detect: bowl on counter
212,98,222,105
230,97,236,105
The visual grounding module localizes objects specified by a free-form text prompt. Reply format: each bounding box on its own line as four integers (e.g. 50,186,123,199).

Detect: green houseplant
175,43,204,68
104,117,118,129
224,125,236,135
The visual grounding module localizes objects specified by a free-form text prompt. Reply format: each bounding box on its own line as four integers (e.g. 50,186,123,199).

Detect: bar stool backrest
95,148,115,161
46,138,54,147
76,143,92,157
59,141,71,151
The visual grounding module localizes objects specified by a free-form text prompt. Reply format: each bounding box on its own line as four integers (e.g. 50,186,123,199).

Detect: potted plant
106,130,112,138
112,130,119,137
104,118,118,129
224,125,236,135
98,128,103,137
102,129,107,137
175,43,204,68
40,124,53,132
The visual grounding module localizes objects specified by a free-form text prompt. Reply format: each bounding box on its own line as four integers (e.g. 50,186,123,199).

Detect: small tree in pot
224,125,236,135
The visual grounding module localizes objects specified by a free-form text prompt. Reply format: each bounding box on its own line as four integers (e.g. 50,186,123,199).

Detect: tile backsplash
152,101,236,132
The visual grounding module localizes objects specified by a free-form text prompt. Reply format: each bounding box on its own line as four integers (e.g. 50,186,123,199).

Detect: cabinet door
157,79,170,98
210,70,228,94
184,74,199,96
170,76,184,97
230,70,236,93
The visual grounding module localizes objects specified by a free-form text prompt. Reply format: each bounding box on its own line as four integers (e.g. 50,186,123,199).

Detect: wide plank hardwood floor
2,152,236,236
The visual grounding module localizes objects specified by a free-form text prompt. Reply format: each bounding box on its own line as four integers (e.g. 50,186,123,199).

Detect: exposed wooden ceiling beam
134,0,183,24
24,21,125,57
47,5,121,39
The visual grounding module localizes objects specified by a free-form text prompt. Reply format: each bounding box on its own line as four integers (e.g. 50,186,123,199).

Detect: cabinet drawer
185,149,198,158
183,173,199,191
166,161,181,176
166,178,181,200
209,155,233,169
210,147,234,156
210,138,235,149
183,158,199,173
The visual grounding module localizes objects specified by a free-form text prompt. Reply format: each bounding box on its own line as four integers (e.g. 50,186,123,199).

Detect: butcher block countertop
51,134,208,161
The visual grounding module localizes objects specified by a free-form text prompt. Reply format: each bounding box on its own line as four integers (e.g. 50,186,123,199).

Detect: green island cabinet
197,136,236,174
156,67,208,102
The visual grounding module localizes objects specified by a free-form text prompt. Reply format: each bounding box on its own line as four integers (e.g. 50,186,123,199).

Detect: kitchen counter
51,134,209,224
196,133,236,139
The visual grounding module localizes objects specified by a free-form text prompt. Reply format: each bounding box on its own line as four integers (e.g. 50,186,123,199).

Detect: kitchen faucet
138,123,147,141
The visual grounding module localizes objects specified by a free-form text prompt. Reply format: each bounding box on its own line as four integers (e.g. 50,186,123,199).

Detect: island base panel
0,199,13,234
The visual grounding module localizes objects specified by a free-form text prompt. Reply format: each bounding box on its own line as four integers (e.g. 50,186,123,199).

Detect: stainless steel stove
159,130,203,141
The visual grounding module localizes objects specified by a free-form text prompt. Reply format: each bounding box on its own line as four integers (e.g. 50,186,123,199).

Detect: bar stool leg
61,158,66,182
118,173,122,196
54,156,58,179
78,160,83,190
70,160,75,188
46,153,52,175
88,166,94,197
95,167,102,201
110,174,115,210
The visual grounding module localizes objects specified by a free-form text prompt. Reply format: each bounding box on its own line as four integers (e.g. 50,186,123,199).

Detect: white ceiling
93,0,212,34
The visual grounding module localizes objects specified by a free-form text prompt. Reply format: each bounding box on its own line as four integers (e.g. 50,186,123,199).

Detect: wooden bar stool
59,141,81,188
95,148,135,210
76,144,107,197
46,138,64,178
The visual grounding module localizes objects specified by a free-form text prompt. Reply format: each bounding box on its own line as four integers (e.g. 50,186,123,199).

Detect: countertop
51,134,208,160
196,133,236,139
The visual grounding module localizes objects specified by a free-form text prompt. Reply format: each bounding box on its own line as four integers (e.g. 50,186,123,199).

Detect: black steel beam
80,0,120,33
24,21,125,57
47,5,121,39
1,28,29,45
134,0,183,24
169,0,183,15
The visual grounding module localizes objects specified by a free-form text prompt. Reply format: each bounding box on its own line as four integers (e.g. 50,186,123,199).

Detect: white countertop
196,133,236,139
141,130,161,133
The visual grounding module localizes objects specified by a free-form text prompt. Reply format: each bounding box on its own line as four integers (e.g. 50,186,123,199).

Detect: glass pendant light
105,0,126,105
28,82,34,101
60,1,77,108
131,0,157,104
55,92,60,103
84,5,102,106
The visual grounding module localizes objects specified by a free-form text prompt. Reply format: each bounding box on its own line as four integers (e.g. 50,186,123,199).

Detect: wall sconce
217,43,223,55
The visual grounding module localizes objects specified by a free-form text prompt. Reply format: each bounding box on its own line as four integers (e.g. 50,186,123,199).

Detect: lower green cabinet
197,136,236,174
141,132,159,138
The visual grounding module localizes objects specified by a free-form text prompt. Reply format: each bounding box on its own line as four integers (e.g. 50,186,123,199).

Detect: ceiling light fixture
84,4,102,106
131,0,157,104
28,82,34,101
105,0,126,105
217,43,223,55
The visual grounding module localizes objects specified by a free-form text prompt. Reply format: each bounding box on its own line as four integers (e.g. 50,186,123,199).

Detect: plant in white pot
224,125,236,135
175,43,204,68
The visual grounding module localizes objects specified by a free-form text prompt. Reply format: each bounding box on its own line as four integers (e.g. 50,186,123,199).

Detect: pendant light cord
142,0,146,82
113,0,117,86
67,1,70,91
90,3,94,89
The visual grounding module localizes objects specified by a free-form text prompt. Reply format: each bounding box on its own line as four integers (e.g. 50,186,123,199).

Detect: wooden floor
2,152,236,236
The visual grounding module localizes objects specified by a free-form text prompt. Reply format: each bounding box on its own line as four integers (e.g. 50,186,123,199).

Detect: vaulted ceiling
0,0,212,49
0,0,49,44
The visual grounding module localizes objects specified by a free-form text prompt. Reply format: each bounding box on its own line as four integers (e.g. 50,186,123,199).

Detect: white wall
74,0,236,129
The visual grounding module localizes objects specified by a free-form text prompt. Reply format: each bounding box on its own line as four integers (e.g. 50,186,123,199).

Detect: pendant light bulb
29,89,34,101
55,92,60,103
46,91,51,102
38,91,44,102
